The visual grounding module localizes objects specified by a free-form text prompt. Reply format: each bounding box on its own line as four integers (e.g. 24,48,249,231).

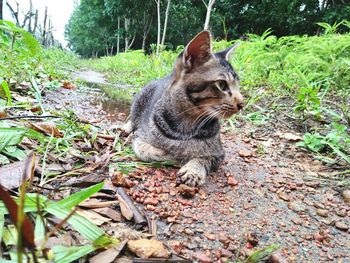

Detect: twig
0,115,60,121
0,115,92,125
116,187,147,229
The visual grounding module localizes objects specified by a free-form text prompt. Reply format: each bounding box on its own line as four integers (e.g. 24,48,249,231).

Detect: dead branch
116,187,147,229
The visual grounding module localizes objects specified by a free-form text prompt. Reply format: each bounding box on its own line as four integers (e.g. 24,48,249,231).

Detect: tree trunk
203,0,216,30
161,0,171,46
42,6,48,46
6,1,20,26
124,17,129,52
117,17,120,54
142,12,153,51
0,0,3,20
155,0,161,55
28,0,33,33
33,9,38,35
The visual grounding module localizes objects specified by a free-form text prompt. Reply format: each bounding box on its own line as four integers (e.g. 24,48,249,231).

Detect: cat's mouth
216,103,243,119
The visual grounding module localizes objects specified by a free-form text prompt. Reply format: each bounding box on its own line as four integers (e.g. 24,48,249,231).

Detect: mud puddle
44,73,131,129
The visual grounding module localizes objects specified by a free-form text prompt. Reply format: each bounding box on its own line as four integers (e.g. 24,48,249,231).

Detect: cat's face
171,31,243,122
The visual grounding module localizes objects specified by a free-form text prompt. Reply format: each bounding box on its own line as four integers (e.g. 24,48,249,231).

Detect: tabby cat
129,31,243,187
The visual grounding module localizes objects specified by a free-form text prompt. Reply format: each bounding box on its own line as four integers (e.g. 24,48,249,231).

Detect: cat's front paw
176,161,207,187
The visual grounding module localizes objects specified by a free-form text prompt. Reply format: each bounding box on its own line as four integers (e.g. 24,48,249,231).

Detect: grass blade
54,182,104,209
52,245,95,263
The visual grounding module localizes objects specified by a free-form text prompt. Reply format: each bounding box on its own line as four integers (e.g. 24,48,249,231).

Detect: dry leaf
0,153,35,189
89,240,127,263
117,193,133,220
62,81,76,90
79,198,119,209
275,131,303,142
92,207,122,221
77,209,111,226
28,122,63,137
127,239,170,258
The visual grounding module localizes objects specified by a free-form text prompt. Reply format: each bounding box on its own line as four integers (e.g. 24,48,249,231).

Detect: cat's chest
152,109,220,141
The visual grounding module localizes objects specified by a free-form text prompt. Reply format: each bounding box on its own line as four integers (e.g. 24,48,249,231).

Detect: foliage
0,183,117,262
297,122,350,164
66,0,350,57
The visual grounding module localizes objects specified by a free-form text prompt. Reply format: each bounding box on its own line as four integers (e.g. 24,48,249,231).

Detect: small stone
184,228,194,235
316,209,329,217
143,197,159,206
335,209,347,217
304,181,319,188
288,201,306,213
177,184,196,198
238,149,252,158
204,233,216,240
335,221,349,231
291,217,303,225
278,192,290,201
269,251,288,263
193,252,212,263
247,232,258,246
314,232,326,242
219,248,233,258
341,190,350,203
227,176,238,186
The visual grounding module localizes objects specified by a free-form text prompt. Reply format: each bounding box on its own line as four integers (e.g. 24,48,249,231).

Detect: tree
161,0,171,46
155,0,161,55
0,0,3,20
66,0,350,57
202,0,215,30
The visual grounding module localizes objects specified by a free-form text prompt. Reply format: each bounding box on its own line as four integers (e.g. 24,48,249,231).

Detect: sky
3,0,76,47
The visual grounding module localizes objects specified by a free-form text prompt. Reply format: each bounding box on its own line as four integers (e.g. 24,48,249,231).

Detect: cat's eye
217,80,229,91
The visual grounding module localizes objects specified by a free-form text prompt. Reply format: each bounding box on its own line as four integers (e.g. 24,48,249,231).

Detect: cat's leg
121,120,133,133
177,156,223,186
132,137,169,162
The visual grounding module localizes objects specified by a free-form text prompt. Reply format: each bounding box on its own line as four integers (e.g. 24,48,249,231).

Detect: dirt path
43,74,350,262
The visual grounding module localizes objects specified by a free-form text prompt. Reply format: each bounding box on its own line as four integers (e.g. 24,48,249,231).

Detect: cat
129,31,243,187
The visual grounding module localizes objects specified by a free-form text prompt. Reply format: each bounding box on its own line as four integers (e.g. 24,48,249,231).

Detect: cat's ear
215,43,240,61
182,31,213,70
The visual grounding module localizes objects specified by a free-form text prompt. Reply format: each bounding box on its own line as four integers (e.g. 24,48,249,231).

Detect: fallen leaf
110,223,151,240
92,207,122,221
192,251,212,263
62,81,76,90
0,185,36,250
77,209,112,226
117,194,133,220
28,122,63,137
90,240,127,263
275,131,302,142
79,198,119,209
0,153,35,189
127,239,170,258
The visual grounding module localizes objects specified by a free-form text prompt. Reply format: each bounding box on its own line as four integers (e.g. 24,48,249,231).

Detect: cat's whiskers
196,108,222,130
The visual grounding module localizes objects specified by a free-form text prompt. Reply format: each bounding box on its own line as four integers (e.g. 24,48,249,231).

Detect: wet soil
43,76,130,130
44,71,350,262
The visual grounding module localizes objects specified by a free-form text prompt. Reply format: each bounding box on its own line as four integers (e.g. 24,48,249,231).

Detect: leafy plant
297,122,350,164
0,183,118,262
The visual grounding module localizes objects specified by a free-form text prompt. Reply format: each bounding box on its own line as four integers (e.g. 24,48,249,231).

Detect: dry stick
0,115,91,124
116,187,147,229
0,115,60,121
